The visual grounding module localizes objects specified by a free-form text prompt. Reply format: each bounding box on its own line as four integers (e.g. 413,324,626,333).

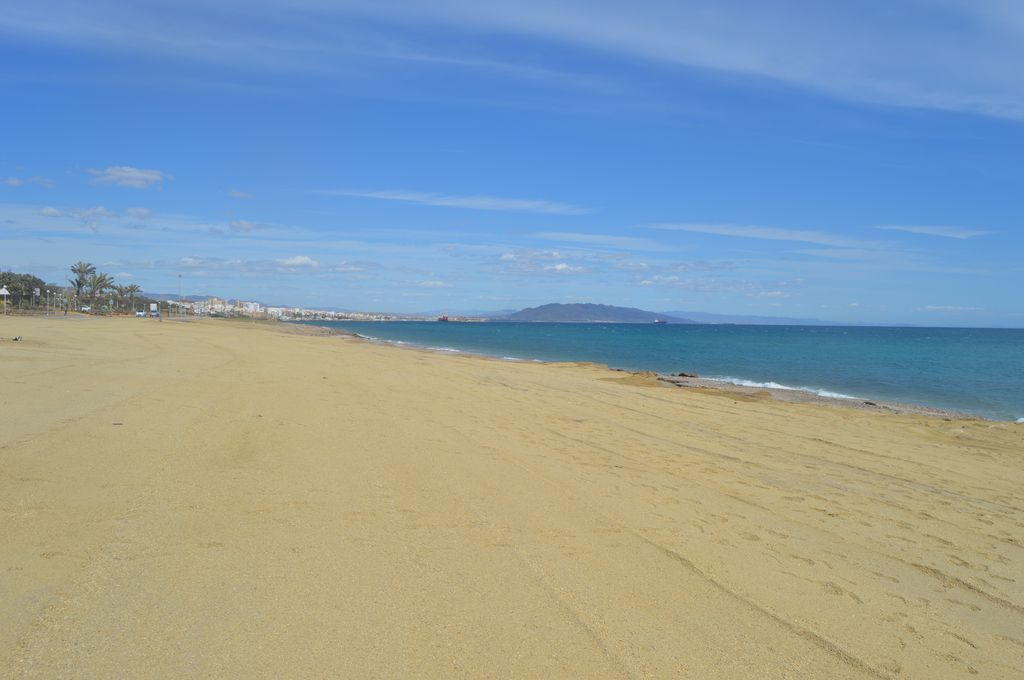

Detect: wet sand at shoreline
2,315,1022,678
285,321,980,420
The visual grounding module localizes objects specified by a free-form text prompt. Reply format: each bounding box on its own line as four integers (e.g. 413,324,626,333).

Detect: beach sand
1,316,1021,678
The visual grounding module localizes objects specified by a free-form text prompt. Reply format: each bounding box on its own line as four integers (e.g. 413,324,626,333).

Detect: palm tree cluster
0,263,148,313
69,261,143,312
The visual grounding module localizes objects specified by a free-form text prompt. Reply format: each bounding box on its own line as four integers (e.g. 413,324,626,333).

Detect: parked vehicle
135,310,146,317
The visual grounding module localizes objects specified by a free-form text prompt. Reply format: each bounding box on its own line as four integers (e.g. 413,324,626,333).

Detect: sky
1,0,1022,325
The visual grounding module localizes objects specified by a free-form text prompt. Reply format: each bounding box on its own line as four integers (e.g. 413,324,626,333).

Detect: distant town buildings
163,297,430,321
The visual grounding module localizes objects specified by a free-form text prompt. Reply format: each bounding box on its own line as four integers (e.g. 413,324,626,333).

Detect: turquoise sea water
299,321,1024,421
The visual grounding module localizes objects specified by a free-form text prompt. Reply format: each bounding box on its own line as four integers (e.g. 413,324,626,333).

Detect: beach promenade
1,316,1021,678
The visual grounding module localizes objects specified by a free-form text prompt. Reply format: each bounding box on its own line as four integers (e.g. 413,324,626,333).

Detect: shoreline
286,320,989,422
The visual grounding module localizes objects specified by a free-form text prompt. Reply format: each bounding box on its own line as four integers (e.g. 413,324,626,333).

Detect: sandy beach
1,315,1021,678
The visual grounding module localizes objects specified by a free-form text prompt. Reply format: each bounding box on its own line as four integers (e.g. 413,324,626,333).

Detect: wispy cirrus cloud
89,166,170,189
875,225,993,239
229,219,267,233
4,1,1024,119
177,255,319,275
922,305,983,312
639,274,803,297
499,249,568,263
227,189,254,200
332,0,1024,120
324,188,588,215
334,261,380,273
37,204,150,225
651,223,881,249
532,231,660,250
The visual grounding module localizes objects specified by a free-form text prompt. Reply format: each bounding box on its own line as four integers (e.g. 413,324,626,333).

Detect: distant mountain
498,303,694,324
662,310,850,326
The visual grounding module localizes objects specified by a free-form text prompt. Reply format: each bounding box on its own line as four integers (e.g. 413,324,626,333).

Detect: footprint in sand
821,580,863,604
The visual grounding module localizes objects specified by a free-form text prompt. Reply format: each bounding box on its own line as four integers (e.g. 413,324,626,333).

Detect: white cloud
64,206,117,232
875,225,992,239
325,188,588,215
125,207,151,220
277,255,319,268
39,206,63,217
639,274,677,286
228,189,254,200
73,206,116,220
416,280,454,288
544,262,584,273
4,177,24,186
89,166,170,189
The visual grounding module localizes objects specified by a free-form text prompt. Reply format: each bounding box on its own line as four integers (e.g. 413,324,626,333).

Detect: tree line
0,261,152,313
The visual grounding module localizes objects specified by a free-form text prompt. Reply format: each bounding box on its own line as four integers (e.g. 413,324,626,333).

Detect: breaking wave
710,377,858,400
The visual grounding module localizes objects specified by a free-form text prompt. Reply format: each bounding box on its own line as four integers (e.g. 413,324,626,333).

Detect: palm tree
86,272,113,306
70,261,95,301
112,284,128,311
124,284,142,311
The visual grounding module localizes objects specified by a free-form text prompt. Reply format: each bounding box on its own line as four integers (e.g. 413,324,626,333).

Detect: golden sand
1,316,1021,678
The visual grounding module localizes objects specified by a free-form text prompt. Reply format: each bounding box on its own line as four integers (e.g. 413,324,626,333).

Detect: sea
298,321,1024,422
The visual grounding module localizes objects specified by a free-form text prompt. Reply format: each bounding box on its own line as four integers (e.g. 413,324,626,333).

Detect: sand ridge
1,316,1022,678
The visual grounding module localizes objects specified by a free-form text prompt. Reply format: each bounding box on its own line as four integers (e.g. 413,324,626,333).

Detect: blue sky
1,0,1022,325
